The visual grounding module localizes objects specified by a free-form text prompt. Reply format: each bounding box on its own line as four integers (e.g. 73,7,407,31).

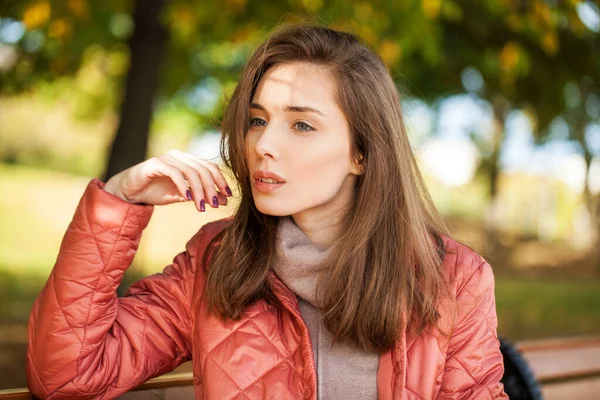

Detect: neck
291,213,349,248
290,175,356,247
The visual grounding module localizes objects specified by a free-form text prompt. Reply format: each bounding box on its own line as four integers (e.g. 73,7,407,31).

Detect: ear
350,153,365,176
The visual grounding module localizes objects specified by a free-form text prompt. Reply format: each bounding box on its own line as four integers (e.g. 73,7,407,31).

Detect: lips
252,170,286,193
252,170,286,183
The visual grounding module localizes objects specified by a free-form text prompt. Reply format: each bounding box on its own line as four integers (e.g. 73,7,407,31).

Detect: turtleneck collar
272,216,338,307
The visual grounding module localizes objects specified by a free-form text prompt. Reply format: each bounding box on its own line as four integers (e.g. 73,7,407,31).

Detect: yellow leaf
22,0,51,30
534,0,551,26
355,2,373,20
500,42,520,73
379,40,402,68
301,0,324,12
67,0,89,20
226,0,247,10
505,14,524,32
49,19,72,41
423,0,441,19
541,31,558,55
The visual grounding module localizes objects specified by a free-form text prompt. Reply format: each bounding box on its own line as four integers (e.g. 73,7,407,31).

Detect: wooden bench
516,335,600,399
0,372,195,400
1,335,599,399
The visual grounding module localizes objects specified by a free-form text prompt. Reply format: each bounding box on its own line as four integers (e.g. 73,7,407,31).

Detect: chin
254,199,293,217
252,192,301,216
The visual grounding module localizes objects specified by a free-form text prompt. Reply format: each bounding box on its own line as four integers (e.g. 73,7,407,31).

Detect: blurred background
0,0,599,391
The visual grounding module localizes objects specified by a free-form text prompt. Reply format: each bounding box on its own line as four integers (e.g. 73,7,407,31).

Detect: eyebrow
250,102,326,117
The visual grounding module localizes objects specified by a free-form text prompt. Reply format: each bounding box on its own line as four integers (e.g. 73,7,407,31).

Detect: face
245,62,362,219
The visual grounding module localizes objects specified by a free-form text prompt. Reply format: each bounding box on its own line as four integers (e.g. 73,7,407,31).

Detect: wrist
104,178,129,203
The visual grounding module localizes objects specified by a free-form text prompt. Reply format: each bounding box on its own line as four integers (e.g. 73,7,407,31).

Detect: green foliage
2,0,597,133
443,0,599,135
0,0,132,93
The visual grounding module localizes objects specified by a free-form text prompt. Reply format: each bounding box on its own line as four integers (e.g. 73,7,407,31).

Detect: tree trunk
102,0,168,182
484,96,510,254
573,78,600,270
577,126,600,272
489,97,510,200
104,0,168,296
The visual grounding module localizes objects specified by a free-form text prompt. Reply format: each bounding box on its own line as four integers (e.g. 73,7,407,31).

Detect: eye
249,117,267,127
294,121,314,132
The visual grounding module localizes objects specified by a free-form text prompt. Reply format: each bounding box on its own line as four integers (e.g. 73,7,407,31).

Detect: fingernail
186,189,192,200
200,199,205,212
225,186,232,196
212,196,219,208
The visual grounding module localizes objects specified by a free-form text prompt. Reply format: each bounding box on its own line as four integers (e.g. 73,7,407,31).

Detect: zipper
268,274,318,398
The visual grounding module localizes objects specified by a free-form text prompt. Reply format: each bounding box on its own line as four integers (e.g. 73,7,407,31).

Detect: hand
103,150,232,212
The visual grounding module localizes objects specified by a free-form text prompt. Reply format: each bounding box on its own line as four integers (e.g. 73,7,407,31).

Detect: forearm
26,178,154,398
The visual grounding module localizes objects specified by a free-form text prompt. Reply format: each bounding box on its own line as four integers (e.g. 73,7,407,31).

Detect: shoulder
185,217,233,256
435,235,499,341
438,235,495,297
197,217,233,240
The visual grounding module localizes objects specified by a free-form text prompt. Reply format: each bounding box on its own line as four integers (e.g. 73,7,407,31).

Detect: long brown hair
204,24,450,353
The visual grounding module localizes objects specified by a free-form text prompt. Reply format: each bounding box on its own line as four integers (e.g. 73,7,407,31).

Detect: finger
161,154,205,211
215,191,228,206
167,150,221,208
149,158,190,202
190,156,233,197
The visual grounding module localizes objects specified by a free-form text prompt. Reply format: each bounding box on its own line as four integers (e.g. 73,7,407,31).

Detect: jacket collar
267,270,406,399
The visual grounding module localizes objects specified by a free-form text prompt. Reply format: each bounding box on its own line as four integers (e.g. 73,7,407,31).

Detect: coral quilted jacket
26,178,508,399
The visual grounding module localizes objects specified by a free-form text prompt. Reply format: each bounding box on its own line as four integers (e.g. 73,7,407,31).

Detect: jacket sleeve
25,178,206,399
438,259,508,400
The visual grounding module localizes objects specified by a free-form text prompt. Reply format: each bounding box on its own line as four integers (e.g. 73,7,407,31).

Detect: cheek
284,141,352,202
293,141,350,181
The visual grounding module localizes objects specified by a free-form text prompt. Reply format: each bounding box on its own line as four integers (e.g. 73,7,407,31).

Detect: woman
26,25,508,399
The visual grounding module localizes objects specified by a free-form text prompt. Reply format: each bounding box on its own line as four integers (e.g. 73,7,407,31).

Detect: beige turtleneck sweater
272,217,379,399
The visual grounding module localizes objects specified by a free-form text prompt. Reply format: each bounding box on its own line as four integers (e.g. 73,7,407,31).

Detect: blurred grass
0,270,45,325
495,276,600,340
0,163,89,274
0,96,111,177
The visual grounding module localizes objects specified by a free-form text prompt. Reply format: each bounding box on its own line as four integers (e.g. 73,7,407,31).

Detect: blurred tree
1,0,598,247
409,0,599,252
1,0,131,92
439,0,599,199
563,76,600,264
0,0,466,177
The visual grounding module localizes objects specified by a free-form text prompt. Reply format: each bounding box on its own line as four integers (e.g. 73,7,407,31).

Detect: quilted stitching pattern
26,178,507,399
195,293,309,399
436,239,507,399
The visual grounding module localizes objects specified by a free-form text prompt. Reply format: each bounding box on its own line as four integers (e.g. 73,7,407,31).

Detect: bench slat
0,373,196,400
520,344,600,382
0,389,31,400
517,335,600,352
542,376,600,400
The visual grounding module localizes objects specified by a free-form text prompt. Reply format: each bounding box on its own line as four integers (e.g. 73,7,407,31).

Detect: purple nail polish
200,199,205,212
225,186,232,196
186,189,192,200
212,196,219,208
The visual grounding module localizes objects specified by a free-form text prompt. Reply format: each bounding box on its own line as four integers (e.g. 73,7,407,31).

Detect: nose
254,124,280,161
